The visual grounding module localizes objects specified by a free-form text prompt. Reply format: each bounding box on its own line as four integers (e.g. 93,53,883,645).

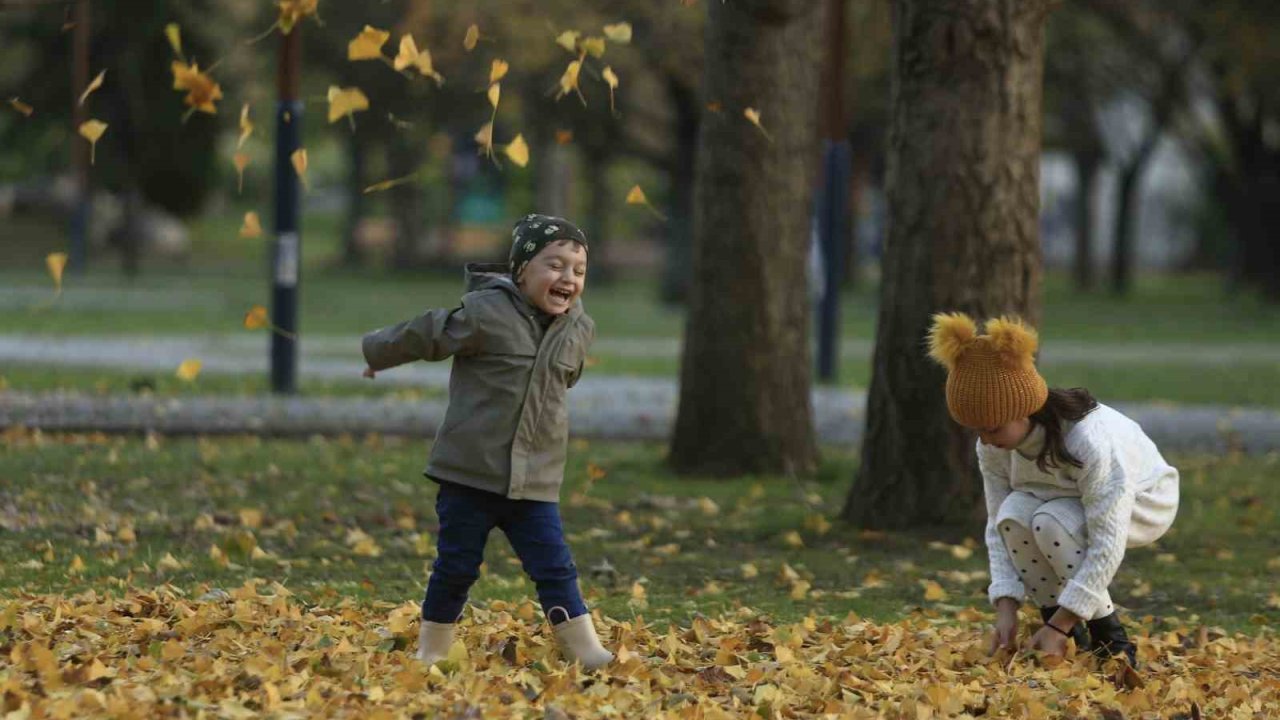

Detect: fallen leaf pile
2,582,1276,718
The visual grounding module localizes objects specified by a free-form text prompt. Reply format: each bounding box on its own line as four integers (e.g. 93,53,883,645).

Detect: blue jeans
421,481,588,624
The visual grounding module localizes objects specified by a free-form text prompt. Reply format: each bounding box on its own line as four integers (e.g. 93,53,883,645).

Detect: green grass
2,434,1276,634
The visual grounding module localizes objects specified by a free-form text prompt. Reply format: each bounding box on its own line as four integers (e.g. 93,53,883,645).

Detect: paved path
3,334,1279,452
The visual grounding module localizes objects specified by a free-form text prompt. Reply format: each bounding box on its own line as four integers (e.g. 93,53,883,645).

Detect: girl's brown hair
1028,388,1099,472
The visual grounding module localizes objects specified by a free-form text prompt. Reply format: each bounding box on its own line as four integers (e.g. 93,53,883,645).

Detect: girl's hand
362,367,376,379
1023,624,1069,658
989,598,1019,655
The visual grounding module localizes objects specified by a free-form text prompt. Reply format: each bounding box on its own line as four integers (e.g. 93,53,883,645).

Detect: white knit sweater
979,403,1180,619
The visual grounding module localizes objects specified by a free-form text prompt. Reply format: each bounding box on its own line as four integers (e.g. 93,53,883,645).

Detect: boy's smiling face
517,240,587,315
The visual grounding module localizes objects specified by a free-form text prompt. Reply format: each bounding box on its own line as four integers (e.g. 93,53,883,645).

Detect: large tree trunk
389,135,424,270
1071,148,1101,291
842,0,1049,530
669,0,824,477
583,148,614,284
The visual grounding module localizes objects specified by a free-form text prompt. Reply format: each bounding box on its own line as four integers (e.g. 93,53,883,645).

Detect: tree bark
842,0,1049,530
1109,138,1156,297
342,129,367,268
659,78,700,305
669,0,824,477
389,134,424,270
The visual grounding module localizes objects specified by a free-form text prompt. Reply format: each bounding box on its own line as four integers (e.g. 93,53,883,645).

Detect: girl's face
517,240,587,315
977,417,1032,450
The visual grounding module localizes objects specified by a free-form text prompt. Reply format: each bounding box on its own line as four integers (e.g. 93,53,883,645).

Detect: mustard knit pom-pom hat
926,312,1048,429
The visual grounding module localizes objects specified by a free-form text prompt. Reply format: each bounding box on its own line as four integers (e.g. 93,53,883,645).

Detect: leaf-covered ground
2,431,1279,717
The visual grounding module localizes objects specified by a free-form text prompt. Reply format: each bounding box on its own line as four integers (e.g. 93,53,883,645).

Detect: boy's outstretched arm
362,305,480,373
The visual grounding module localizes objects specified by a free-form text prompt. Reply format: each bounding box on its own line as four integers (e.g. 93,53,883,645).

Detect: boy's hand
362,367,376,379
989,597,1019,655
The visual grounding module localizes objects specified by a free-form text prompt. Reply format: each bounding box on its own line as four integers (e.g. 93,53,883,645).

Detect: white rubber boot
416,621,455,665
552,614,614,670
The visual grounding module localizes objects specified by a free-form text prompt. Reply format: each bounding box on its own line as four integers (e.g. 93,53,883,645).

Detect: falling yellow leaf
175,359,202,382
474,122,493,154
238,104,253,149
789,580,811,600
46,252,68,294
277,0,318,35
464,23,480,51
165,23,182,57
505,134,529,168
923,580,948,602
489,58,509,85
744,107,773,142
209,543,228,568
157,553,185,572
240,211,262,238
393,35,443,85
363,172,420,194
487,83,500,110
348,25,390,61
603,22,632,44
782,530,804,548
244,305,269,330
78,119,107,164
68,555,86,574
555,30,581,53
233,153,250,193
291,148,308,190
555,129,573,144
626,185,648,205
602,66,619,113
950,544,973,560
78,69,105,106
556,60,583,103
580,36,606,58
170,61,222,114
9,97,34,116
327,86,369,124
740,563,759,579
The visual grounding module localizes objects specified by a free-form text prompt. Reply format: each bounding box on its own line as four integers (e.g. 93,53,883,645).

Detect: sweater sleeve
978,441,1025,606
1056,426,1135,619
362,302,483,371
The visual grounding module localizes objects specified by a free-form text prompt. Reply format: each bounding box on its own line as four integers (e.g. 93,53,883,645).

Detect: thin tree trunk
389,135,423,269
342,130,366,268
842,0,1049,530
583,149,614,284
1071,148,1100,291
1109,138,1156,297
670,0,824,477
660,79,699,305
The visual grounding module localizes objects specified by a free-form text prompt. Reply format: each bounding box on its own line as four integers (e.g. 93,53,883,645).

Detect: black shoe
1086,612,1138,667
1039,605,1090,652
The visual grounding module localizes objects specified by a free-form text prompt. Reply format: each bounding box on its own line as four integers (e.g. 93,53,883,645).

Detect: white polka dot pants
995,492,1114,620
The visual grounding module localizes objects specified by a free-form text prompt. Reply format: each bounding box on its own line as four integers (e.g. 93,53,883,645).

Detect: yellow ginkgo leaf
238,104,253,149
175,359,202,382
348,25,390,61
78,119,107,164
363,172,419,194
474,122,494,152
46,252,68,294
233,153,250,193
556,60,583,103
240,211,262,238
393,35,443,85
744,107,773,142
244,305,269,330
580,36,606,58
78,69,105,106
602,66,619,113
487,83,500,110
489,59,508,85
277,0,318,35
9,98,34,117
505,134,529,168
555,30,580,53
464,23,479,51
626,185,647,205
170,61,222,114
923,580,948,602
626,184,668,220
165,23,182,57
603,22,632,44
291,148,308,190
327,86,370,124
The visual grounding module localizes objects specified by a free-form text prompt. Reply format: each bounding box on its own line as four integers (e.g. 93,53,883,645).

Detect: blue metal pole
271,28,302,394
